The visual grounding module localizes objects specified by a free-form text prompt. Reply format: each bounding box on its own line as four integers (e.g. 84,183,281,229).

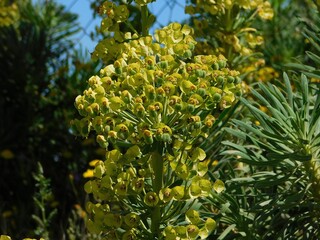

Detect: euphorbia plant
72,0,242,239
186,0,276,83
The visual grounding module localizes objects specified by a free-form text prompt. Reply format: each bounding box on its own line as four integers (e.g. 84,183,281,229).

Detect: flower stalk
304,158,320,201
151,149,163,237
141,5,149,36
73,1,239,239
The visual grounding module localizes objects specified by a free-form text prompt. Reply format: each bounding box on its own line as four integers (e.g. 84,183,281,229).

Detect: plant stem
226,7,233,32
141,5,149,36
304,159,320,201
151,149,163,238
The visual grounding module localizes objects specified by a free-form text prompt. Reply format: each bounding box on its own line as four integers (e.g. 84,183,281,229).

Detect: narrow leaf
301,74,309,104
217,224,236,240
283,72,293,108
306,51,320,64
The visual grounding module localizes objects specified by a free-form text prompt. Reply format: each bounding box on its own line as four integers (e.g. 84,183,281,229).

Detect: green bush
1,0,319,239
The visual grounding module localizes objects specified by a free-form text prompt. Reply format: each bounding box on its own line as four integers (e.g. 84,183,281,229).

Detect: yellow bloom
259,106,268,113
258,1,274,20
0,237,11,240
2,210,13,218
212,159,219,167
0,149,14,159
0,3,19,27
311,78,320,83
22,238,45,240
74,204,86,218
83,169,94,178
257,67,279,81
89,159,101,167
238,0,252,9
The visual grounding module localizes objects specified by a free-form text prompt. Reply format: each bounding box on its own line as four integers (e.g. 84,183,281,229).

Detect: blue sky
55,0,187,53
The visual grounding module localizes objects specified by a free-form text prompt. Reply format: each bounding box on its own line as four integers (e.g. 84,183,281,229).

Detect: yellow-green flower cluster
0,2,19,27
74,22,241,146
83,148,148,237
73,21,239,238
93,1,132,63
163,210,216,240
185,0,274,75
186,0,273,20
82,146,221,238
99,2,129,30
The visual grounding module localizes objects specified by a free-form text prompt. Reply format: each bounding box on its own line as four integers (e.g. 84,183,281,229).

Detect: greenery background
0,0,319,239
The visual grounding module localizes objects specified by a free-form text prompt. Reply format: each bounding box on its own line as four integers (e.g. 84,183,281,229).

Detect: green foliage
198,2,320,239
0,0,100,238
186,0,273,74
285,8,320,80
219,72,320,239
74,1,320,239
258,0,319,70
32,162,57,239
2,0,320,239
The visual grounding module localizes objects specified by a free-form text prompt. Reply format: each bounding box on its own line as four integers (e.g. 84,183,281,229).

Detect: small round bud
159,60,168,69
124,213,140,228
213,93,221,102
144,192,159,207
143,130,153,144
163,226,176,240
197,88,206,96
183,49,192,59
212,62,219,70
234,76,241,84
162,133,172,143
159,187,173,202
187,225,199,238
216,76,224,84
121,90,132,104
132,178,145,192
146,85,156,100
138,169,146,177
186,104,195,112
172,186,185,200
115,181,128,196
227,76,235,83
218,60,227,68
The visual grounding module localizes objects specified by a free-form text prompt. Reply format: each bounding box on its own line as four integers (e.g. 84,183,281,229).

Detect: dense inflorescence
185,0,275,83
185,0,274,19
0,2,19,26
72,1,241,239
74,22,241,146
186,0,274,45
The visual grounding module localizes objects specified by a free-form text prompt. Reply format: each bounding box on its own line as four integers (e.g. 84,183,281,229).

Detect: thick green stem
225,8,233,32
141,5,149,36
151,150,163,238
304,159,320,201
